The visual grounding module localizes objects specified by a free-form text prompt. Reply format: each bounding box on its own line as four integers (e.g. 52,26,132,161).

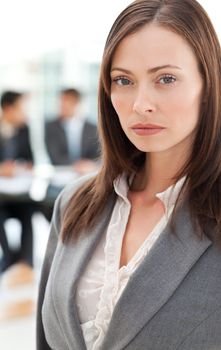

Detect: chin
131,141,167,153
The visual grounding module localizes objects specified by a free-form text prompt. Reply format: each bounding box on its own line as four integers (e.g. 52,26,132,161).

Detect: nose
132,87,155,116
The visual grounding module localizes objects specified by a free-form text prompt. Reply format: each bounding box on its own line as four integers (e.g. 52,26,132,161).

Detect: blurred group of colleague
0,88,100,283
0,91,34,277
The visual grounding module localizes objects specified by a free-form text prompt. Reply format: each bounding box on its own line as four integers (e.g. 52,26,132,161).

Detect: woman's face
110,24,204,157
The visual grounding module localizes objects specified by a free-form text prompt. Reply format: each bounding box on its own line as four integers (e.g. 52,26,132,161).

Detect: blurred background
0,0,220,349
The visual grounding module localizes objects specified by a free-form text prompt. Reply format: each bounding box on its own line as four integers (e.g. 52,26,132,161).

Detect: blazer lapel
57,120,70,162
81,122,87,158
53,193,116,350
101,203,212,350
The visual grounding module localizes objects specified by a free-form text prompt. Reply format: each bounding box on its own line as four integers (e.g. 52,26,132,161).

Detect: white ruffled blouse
76,174,185,349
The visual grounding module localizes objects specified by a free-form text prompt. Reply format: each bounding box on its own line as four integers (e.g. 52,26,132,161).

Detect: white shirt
76,174,185,349
62,115,84,162
0,118,16,139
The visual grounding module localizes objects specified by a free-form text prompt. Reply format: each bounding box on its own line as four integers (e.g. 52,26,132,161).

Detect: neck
132,146,189,197
1,112,15,126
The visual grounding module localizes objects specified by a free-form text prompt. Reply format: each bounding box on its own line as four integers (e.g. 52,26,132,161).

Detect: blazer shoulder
57,172,97,218
84,120,97,132
45,118,62,129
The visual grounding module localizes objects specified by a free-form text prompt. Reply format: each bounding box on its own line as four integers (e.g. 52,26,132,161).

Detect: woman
37,0,221,349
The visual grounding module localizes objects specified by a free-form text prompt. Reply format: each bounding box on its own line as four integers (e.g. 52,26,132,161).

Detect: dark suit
0,125,33,162
45,119,100,166
0,124,34,271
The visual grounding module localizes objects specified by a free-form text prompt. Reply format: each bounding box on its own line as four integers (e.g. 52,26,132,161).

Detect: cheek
111,91,133,117
110,94,131,138
163,89,202,130
110,93,121,113
111,93,123,114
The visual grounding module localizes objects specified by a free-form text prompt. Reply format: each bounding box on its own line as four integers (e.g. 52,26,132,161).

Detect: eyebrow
110,64,182,74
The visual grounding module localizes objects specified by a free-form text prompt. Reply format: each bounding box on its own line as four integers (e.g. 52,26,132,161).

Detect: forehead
111,23,199,71
13,97,25,107
61,94,78,102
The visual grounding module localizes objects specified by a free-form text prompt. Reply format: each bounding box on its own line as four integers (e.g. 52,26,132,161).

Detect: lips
131,123,164,129
130,123,165,136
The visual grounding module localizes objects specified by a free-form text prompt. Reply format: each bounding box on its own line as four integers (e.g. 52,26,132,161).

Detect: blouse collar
113,173,186,214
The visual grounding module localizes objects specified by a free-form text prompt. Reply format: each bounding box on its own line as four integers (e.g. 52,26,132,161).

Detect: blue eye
113,77,133,86
158,75,176,84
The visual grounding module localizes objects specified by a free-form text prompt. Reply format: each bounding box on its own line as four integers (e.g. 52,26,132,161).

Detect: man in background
0,91,32,172
0,91,34,284
45,88,100,174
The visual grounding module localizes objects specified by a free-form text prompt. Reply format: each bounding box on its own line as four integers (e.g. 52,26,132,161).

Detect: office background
0,1,220,349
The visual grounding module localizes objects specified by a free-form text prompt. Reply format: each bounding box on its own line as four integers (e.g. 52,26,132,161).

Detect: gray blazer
45,119,100,165
37,177,221,350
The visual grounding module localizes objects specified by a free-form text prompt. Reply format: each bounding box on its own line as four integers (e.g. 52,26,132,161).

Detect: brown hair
62,0,221,241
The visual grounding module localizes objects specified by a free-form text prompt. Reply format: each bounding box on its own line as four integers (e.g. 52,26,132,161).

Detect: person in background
45,88,100,175
0,91,34,285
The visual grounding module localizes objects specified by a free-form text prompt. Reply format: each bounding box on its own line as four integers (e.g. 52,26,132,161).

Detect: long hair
62,0,221,241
